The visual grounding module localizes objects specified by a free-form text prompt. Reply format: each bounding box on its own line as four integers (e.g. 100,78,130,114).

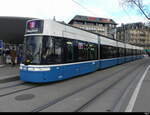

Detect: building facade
68,15,117,39
116,22,150,51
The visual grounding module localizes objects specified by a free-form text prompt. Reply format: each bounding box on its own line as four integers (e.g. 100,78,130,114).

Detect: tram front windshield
24,36,42,65
23,36,62,65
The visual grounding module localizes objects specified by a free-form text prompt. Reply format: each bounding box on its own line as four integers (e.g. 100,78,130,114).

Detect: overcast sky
0,0,149,26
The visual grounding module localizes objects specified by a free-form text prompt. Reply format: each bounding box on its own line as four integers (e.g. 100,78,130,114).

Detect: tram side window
100,45,107,59
131,49,133,56
107,46,112,58
119,48,124,57
138,50,140,55
136,50,138,55
100,45,118,59
122,48,125,57
63,38,98,63
118,47,121,57
133,49,135,55
128,49,130,56
130,49,132,56
139,50,141,55
88,43,98,60
126,49,129,56
125,49,128,56
100,45,110,59
135,49,137,55
42,37,62,64
54,38,63,63
84,42,89,61
116,47,119,57
106,45,117,58
63,39,74,63
123,48,125,56
112,46,117,58
128,49,131,56
73,40,79,62
140,50,142,55
78,41,87,61
42,37,54,64
129,49,132,56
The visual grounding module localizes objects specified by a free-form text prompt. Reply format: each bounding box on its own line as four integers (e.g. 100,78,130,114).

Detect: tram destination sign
26,20,44,34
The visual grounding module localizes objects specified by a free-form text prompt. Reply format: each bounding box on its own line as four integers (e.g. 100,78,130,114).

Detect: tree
119,0,150,20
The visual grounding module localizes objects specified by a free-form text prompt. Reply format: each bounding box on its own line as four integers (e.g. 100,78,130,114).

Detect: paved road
0,65,19,83
0,58,149,112
0,65,19,77
132,61,150,112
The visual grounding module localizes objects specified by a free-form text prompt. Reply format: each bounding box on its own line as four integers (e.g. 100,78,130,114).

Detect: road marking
125,65,150,112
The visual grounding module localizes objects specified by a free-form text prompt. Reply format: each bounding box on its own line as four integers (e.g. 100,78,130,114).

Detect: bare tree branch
119,0,150,20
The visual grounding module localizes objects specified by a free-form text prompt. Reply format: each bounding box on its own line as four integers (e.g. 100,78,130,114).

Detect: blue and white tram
20,19,144,83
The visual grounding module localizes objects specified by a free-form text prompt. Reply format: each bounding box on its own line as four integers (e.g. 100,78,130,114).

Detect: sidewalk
0,64,19,82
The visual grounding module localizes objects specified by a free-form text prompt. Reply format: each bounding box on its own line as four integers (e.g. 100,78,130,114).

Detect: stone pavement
0,64,19,82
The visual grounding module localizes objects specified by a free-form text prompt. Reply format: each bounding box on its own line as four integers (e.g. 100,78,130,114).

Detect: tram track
0,76,19,83
0,81,25,90
76,60,147,112
31,59,146,112
0,81,44,98
111,60,149,112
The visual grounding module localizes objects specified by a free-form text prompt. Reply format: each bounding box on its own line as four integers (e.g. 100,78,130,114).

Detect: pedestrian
5,48,11,64
10,48,17,66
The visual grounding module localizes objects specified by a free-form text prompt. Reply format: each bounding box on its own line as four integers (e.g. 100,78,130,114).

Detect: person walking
10,48,17,66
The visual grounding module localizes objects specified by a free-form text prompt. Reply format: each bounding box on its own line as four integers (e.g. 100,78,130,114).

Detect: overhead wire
71,0,98,16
